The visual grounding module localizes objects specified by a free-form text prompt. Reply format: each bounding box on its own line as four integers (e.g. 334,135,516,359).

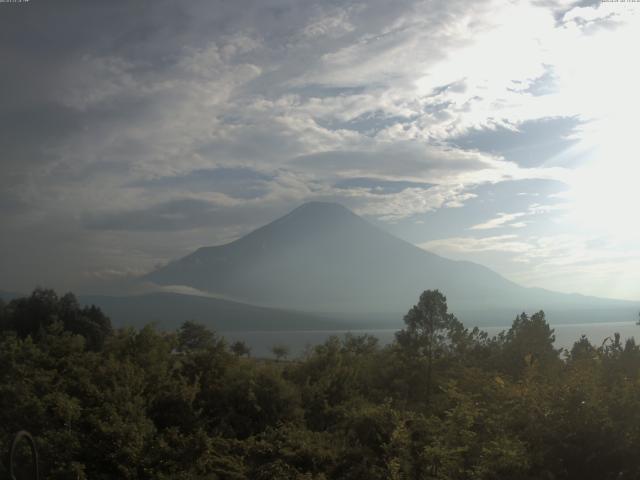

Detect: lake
222,321,640,358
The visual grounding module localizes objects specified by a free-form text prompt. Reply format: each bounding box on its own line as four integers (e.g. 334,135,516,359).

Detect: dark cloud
130,168,274,200
0,103,81,171
0,191,31,216
83,198,221,232
81,197,297,233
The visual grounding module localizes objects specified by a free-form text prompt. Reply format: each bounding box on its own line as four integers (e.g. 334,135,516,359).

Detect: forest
1,288,640,479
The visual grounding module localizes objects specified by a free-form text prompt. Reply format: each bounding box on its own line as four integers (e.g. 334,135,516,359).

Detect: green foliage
1,288,640,479
231,340,251,357
1,288,112,350
496,311,561,379
395,290,470,403
178,320,218,352
271,344,290,361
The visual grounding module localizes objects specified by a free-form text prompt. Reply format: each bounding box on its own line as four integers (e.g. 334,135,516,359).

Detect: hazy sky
1,0,639,300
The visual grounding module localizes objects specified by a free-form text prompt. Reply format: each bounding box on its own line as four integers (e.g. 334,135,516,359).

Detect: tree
272,344,290,362
58,294,112,350
498,311,561,378
231,340,251,357
177,321,217,352
4,288,59,339
1,289,111,350
395,290,462,403
569,335,597,362
0,298,6,330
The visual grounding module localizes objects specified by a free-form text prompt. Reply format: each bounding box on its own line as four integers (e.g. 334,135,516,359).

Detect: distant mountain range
144,202,639,326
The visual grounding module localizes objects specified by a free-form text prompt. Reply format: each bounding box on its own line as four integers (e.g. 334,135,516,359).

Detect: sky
1,0,639,301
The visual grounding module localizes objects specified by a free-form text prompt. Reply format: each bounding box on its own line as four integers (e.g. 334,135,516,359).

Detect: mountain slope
146,202,639,324
80,292,349,331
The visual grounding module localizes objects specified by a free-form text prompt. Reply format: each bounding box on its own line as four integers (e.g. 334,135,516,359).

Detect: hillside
79,292,350,331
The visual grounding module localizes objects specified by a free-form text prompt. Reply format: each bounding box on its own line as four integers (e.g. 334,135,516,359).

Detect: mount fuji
144,202,639,326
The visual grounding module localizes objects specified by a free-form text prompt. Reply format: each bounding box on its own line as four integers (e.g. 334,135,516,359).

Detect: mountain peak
294,201,352,212
267,201,361,232
287,201,356,218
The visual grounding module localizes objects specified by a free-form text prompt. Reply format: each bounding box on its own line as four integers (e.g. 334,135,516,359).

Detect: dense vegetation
1,288,640,479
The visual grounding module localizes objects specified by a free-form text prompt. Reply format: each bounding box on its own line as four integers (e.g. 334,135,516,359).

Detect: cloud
81,195,307,233
523,65,559,96
561,5,622,33
302,7,357,39
451,116,583,168
469,201,568,231
289,143,500,181
348,185,477,221
292,0,494,89
1,0,576,217
420,235,531,254
470,212,527,230
333,177,434,194
130,167,274,200
83,199,222,232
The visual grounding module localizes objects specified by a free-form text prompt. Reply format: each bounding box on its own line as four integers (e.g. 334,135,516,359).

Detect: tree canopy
1,288,639,479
